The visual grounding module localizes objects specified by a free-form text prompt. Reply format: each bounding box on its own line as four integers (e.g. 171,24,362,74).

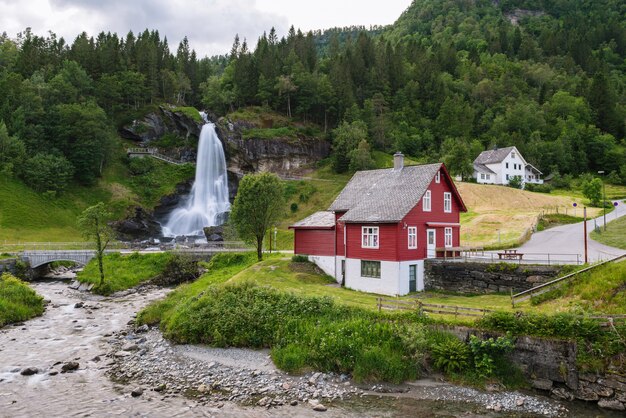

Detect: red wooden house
290,153,467,296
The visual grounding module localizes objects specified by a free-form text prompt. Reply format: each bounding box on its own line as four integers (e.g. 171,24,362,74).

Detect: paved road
517,201,626,262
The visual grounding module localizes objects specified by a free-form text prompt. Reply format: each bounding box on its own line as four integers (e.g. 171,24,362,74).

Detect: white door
426,229,436,258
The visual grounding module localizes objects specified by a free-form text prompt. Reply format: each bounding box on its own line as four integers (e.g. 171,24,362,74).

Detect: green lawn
590,214,626,250
0,273,45,327
77,252,173,294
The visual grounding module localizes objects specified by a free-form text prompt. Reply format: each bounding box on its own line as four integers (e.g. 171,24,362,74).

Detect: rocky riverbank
105,322,570,416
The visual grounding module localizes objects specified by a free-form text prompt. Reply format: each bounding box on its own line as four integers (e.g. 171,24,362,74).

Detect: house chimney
393,152,404,171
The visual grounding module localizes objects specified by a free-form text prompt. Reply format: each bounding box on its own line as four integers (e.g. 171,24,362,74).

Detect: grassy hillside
0,144,194,244
457,183,602,248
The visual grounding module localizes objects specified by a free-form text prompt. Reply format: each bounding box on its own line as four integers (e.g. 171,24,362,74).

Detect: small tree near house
77,202,114,288
230,172,285,261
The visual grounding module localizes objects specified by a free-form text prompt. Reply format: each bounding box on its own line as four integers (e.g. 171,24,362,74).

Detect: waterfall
162,113,230,237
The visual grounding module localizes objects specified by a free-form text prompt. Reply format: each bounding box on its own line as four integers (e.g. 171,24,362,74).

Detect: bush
21,153,74,195
0,273,44,327
128,157,155,175
290,202,299,213
152,254,199,286
431,338,471,374
508,175,523,189
468,334,515,378
524,183,553,193
291,254,309,262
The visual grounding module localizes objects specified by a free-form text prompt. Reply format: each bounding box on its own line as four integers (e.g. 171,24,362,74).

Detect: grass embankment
590,214,626,250
143,254,626,377
0,273,45,327
139,253,523,385
536,213,581,231
77,252,173,295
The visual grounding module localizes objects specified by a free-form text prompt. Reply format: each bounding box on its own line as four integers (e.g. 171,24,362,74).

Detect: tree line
0,0,625,197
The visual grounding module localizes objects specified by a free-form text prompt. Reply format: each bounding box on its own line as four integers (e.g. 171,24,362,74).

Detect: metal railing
434,250,584,266
126,148,188,166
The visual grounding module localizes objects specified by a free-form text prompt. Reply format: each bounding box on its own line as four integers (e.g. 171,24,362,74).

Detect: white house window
512,152,516,158
486,174,490,179
480,173,485,179
423,190,431,212
408,227,417,249
506,162,509,168
506,174,510,180
444,192,452,213
444,227,453,248
435,171,440,183
361,260,381,278
362,226,379,248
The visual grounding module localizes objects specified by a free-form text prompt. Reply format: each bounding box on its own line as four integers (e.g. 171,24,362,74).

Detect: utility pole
583,206,588,264
598,170,607,231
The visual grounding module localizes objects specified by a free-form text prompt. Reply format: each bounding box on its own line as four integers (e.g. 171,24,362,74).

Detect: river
0,280,620,417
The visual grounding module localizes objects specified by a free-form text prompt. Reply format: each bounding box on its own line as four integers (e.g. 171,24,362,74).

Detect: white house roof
329,163,466,223
474,146,516,165
290,211,335,229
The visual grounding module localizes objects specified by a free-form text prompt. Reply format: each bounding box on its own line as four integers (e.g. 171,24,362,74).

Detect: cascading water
162,112,230,237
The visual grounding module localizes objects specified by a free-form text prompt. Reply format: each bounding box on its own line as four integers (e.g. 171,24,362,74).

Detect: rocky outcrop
216,118,330,177
119,106,202,144
112,207,162,240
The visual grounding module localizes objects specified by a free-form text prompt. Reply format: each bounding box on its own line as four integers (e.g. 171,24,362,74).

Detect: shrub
21,153,74,195
0,273,44,326
290,202,299,213
128,157,155,175
468,334,515,378
431,338,471,374
291,254,309,262
152,254,199,286
525,183,553,193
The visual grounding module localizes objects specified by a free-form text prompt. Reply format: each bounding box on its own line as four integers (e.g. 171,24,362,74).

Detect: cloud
1,0,289,56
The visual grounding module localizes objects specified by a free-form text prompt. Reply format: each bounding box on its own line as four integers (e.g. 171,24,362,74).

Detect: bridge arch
23,251,95,269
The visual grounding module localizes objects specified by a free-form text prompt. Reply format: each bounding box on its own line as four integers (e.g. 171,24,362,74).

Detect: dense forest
0,0,625,196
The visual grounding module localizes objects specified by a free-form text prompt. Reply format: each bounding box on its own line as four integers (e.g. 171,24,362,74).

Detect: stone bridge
22,250,96,268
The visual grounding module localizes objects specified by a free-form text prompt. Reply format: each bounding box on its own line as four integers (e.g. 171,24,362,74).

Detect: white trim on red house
408,226,417,249
361,226,379,248
444,227,453,248
423,190,431,212
444,192,451,213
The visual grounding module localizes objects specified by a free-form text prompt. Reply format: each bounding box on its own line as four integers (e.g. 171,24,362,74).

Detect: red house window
362,226,379,248
423,190,431,212
444,192,451,213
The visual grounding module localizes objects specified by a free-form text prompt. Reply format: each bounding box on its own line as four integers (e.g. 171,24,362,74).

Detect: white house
473,146,543,186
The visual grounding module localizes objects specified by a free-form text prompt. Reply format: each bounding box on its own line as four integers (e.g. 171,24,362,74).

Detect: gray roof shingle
473,146,515,165
329,163,443,223
291,211,335,228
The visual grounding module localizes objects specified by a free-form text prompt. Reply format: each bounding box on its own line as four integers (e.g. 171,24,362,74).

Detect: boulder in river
20,367,39,376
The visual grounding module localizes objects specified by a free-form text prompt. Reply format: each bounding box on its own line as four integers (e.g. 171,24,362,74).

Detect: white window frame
361,226,379,249
408,226,417,249
435,171,440,183
444,227,453,248
480,173,485,180
423,190,431,212
511,152,516,158
506,162,509,168
444,192,452,213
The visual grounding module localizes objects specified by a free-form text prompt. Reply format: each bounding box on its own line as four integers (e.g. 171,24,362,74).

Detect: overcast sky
0,0,412,57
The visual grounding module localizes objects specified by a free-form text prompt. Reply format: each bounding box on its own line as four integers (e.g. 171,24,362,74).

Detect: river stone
598,399,625,411
61,361,79,372
313,404,327,412
122,343,140,351
131,388,144,397
532,379,553,391
551,387,574,401
114,350,132,358
74,302,84,308
20,367,38,376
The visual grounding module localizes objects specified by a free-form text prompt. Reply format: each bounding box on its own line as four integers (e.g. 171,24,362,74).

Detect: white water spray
162,113,230,237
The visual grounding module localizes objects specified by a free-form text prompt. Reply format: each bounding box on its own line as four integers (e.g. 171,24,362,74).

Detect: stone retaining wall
424,261,562,294
441,325,626,411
